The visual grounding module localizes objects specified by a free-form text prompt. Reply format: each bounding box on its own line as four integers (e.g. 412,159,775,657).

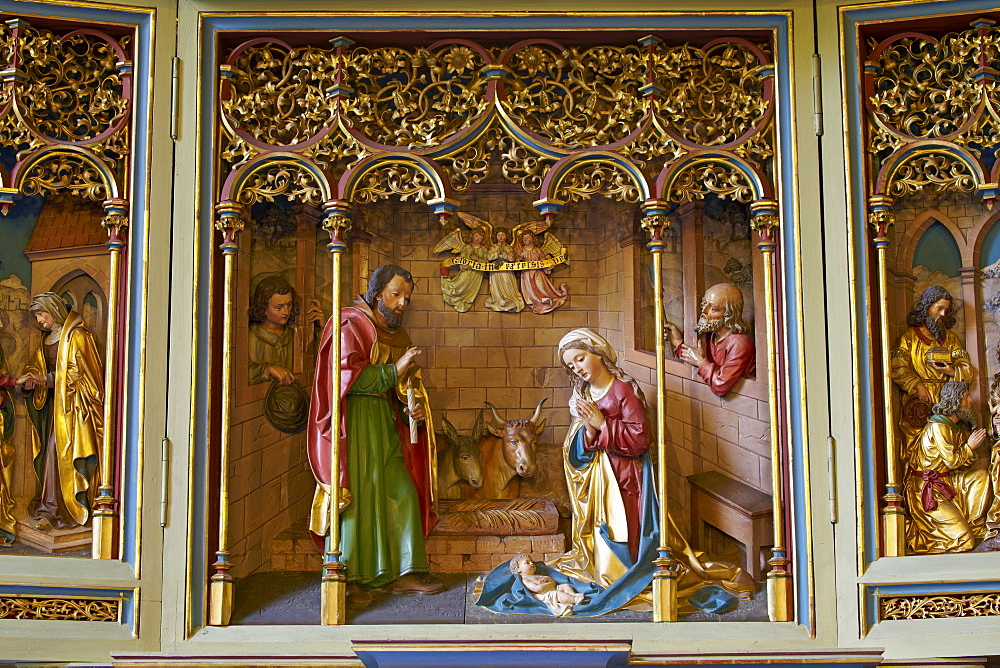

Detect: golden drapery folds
550,418,754,614
23,306,103,528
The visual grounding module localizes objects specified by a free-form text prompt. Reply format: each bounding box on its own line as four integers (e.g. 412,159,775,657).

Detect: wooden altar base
12,496,93,554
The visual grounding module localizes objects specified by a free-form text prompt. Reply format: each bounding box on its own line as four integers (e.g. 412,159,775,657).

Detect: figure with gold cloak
0,310,20,545
477,328,752,616
19,293,102,530
434,217,490,313
904,381,990,554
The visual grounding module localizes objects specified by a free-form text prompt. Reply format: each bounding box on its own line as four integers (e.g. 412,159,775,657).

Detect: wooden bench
687,471,774,581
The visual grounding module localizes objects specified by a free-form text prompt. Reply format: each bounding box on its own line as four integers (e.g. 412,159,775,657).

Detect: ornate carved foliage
0,596,120,621
865,18,1000,201
881,592,1000,620
0,19,133,202
217,32,776,207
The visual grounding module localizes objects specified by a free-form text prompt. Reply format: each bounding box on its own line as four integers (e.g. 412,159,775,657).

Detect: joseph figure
307,264,442,597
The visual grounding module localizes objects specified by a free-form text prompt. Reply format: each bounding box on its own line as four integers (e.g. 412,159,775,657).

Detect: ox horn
529,397,548,424
484,401,506,426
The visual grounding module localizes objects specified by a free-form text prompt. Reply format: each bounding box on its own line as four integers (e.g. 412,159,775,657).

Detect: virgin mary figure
477,328,752,616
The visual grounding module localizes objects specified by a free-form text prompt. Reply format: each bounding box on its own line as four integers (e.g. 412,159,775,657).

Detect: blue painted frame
192,10,809,631
0,1,154,576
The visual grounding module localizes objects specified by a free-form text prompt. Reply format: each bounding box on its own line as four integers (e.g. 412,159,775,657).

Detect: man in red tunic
664,283,756,397
308,264,442,599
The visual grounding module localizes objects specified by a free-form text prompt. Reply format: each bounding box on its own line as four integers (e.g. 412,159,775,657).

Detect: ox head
439,410,484,489
484,398,547,478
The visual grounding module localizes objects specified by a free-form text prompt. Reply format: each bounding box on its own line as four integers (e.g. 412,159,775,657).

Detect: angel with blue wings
433,213,491,313
514,220,569,314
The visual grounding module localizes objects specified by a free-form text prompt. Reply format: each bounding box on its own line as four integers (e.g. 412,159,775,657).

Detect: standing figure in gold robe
905,381,990,554
891,286,972,454
19,293,103,530
0,310,23,545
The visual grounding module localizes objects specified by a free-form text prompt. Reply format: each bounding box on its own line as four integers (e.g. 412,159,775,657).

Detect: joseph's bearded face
376,275,414,330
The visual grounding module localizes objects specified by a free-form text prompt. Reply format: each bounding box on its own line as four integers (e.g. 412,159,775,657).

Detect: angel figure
433,213,491,312
485,227,525,313
514,221,569,314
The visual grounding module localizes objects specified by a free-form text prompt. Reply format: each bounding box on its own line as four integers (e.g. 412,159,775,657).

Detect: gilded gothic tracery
216,34,777,211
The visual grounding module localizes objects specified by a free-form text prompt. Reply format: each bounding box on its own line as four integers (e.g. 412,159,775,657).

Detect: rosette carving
344,43,490,148
500,43,645,149
653,41,772,148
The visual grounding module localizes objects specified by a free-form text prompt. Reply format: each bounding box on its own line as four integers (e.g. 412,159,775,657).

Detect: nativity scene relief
857,13,1000,558
201,24,803,628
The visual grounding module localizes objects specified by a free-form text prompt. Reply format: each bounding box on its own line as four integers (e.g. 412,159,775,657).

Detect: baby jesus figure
509,553,584,616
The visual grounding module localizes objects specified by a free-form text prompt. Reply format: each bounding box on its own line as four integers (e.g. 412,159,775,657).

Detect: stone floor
230,570,768,625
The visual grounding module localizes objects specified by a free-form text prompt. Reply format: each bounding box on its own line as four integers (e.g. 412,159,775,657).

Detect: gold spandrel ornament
886,153,977,197
494,135,557,193
353,163,436,204
0,596,119,622
301,132,369,177
620,128,687,174
19,152,111,201
556,161,642,203
881,592,1000,620
238,164,325,206
501,44,646,150
667,161,755,204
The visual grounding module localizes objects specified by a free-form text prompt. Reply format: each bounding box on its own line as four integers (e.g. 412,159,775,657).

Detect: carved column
640,199,680,623
208,201,245,626
92,198,128,560
959,267,986,406
320,199,352,626
750,198,793,622
869,194,906,557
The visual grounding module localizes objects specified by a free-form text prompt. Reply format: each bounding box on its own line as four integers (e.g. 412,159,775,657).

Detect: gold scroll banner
444,252,567,272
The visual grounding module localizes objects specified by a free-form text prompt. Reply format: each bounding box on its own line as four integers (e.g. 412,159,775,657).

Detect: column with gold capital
209,201,246,626
91,198,129,560
640,199,679,623
868,194,906,557
320,199,352,626
750,198,793,622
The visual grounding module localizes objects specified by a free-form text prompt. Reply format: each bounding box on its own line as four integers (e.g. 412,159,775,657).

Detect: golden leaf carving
344,44,490,148
881,593,1000,620
887,153,977,197
556,162,641,203
20,153,110,201
667,161,754,204
0,596,119,622
353,164,436,204
653,41,771,147
237,164,324,205
501,44,646,149
223,44,339,147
